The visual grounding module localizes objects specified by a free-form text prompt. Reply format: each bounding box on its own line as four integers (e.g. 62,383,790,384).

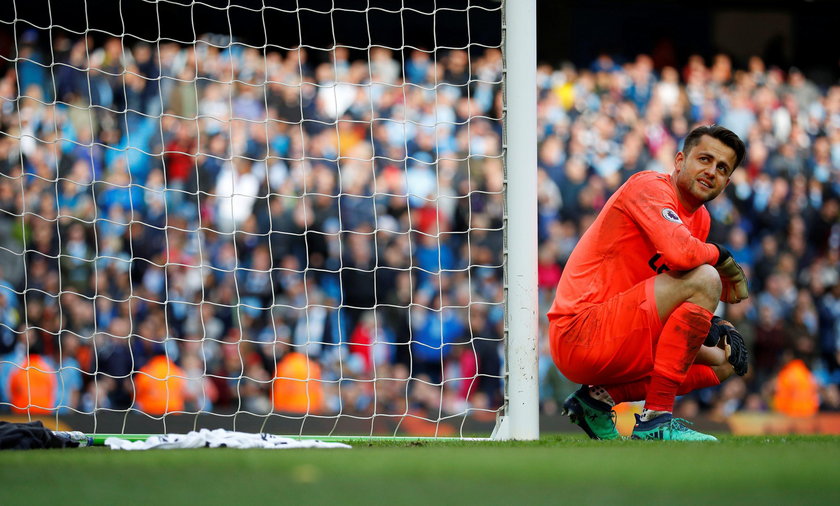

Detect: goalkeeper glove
712,244,749,304
722,319,748,376
704,316,749,376
704,316,725,347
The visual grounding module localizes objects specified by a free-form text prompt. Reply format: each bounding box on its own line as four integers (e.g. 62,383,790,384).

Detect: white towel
105,428,351,450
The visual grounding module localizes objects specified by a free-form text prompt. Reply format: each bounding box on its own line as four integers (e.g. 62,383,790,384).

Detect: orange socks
642,302,713,412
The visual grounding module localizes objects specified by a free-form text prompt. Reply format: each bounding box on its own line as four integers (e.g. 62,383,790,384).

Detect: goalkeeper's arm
711,244,748,304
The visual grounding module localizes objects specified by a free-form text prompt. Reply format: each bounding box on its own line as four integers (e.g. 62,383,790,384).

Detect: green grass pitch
2,434,839,505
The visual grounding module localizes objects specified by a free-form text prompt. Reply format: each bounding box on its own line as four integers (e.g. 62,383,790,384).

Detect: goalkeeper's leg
601,363,726,404
605,364,725,442
552,266,733,441
632,265,724,441
550,278,661,440
564,362,729,441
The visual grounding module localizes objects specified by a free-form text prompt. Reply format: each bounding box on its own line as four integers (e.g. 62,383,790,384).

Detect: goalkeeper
547,125,749,441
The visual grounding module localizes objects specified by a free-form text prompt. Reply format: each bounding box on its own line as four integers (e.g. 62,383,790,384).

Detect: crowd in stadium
0,30,838,423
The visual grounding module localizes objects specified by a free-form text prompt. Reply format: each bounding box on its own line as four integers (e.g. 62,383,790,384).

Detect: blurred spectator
56,333,83,413
8,331,56,414
410,292,468,384
134,351,187,416
272,340,324,415
772,353,820,417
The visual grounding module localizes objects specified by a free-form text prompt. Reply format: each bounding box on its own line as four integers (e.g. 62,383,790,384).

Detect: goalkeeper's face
673,135,736,210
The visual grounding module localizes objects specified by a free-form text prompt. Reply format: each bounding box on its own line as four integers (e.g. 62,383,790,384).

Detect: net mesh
0,0,506,437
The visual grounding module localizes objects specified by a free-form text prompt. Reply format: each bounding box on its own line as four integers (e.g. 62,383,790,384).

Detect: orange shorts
549,277,663,386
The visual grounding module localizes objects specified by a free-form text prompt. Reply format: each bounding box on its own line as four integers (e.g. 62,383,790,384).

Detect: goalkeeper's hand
712,244,749,304
705,316,749,376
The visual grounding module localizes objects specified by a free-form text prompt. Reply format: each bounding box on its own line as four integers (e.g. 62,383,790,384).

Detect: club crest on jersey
661,208,682,223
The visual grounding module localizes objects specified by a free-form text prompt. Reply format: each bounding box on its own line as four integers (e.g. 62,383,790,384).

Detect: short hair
682,125,746,172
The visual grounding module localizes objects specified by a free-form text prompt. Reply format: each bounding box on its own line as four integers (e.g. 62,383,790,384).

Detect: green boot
630,413,718,441
561,386,620,440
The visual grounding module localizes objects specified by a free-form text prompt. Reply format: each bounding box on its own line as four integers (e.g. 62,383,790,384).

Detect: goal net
0,0,537,439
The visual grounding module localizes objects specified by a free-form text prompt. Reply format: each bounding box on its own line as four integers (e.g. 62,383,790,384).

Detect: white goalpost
497,0,538,441
0,0,538,440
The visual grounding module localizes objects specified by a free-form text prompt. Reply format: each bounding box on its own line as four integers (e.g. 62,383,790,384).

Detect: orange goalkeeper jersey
547,170,719,319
